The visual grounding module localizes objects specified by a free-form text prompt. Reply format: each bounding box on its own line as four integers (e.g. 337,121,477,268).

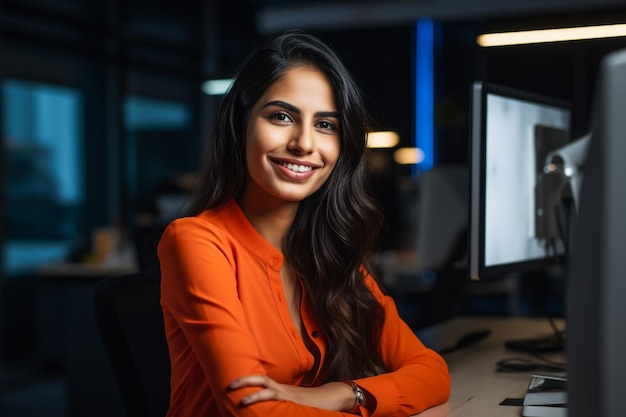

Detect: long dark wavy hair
191,30,387,383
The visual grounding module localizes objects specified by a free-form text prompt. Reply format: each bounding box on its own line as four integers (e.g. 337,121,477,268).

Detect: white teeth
279,161,313,173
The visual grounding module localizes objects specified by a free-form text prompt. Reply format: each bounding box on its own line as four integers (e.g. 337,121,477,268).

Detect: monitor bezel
469,81,572,281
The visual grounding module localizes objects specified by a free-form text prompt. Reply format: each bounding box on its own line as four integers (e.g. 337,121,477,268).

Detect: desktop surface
415,316,566,417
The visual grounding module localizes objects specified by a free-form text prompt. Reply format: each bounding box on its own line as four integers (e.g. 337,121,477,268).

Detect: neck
237,194,299,251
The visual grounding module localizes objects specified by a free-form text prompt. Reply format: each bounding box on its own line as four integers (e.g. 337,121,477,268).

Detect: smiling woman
243,66,340,206
157,30,450,417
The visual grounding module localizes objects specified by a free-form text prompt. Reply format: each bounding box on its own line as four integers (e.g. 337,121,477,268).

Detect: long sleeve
355,277,451,416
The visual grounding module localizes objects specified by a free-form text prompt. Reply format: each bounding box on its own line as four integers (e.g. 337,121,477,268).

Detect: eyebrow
262,100,339,119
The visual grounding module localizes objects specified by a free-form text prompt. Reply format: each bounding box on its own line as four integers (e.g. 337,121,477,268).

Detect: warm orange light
393,147,425,165
366,131,400,148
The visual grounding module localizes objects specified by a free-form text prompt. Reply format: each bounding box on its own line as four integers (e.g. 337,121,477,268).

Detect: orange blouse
158,200,450,417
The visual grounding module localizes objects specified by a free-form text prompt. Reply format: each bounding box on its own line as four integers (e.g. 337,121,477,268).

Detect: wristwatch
345,380,365,413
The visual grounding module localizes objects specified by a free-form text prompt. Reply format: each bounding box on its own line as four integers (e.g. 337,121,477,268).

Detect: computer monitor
566,47,626,417
469,82,572,281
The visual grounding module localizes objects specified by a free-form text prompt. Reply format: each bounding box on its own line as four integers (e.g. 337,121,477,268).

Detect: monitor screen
469,82,572,280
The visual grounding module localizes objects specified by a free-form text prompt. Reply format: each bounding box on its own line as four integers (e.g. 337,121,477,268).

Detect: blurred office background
1,0,625,416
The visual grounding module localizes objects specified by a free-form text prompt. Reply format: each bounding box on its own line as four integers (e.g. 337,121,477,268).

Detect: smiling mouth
276,161,314,173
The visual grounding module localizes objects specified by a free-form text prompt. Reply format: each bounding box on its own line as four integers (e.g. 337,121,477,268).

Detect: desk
38,261,137,278
415,316,565,417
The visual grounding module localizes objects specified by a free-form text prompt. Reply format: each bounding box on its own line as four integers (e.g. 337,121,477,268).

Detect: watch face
353,382,364,405
355,386,365,405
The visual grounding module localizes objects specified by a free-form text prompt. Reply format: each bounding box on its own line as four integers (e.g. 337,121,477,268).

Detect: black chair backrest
94,270,170,417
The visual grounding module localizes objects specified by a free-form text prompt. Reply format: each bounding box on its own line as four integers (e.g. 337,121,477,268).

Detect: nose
288,126,314,155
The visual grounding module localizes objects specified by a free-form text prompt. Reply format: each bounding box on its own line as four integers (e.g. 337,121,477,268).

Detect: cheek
321,138,341,169
245,141,266,181
245,125,266,162
246,121,279,156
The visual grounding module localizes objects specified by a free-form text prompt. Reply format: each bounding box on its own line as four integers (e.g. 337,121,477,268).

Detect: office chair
93,269,171,417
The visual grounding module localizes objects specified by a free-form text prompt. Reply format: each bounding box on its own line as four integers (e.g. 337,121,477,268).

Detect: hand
228,375,355,411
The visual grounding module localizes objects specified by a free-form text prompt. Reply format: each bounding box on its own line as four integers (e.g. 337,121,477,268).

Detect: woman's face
243,66,341,206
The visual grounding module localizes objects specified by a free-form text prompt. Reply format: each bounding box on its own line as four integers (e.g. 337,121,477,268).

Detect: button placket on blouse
266,257,313,371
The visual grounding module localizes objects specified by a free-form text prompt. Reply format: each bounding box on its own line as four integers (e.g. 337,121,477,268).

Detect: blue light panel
415,18,434,173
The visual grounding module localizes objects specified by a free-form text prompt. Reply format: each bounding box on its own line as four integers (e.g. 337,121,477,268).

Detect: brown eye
316,120,337,131
269,112,293,123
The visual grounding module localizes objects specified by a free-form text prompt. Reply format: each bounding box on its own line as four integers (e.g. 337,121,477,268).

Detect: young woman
158,31,450,417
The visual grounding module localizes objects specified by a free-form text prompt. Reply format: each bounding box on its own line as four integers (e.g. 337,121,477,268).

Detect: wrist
342,380,365,414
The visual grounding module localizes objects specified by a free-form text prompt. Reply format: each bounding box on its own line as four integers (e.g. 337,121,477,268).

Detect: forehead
258,66,337,109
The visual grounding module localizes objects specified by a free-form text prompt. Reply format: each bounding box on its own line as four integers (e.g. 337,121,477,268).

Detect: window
2,79,83,276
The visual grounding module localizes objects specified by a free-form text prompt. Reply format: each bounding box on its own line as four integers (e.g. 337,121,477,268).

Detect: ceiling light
201,79,234,95
394,147,425,165
367,131,400,148
477,23,626,47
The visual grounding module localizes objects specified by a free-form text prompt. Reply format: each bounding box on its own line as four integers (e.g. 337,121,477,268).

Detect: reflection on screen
484,94,570,267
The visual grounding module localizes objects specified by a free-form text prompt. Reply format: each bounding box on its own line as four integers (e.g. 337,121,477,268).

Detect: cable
495,356,566,373
547,315,566,345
